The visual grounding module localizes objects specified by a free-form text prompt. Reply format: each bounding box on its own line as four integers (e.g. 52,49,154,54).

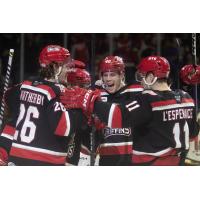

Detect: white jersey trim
1,133,14,140
142,90,158,95
132,147,173,156
152,102,194,111
100,92,109,96
12,143,68,156
21,84,52,101
108,104,116,127
126,101,140,111
64,111,70,136
100,141,133,147
120,88,143,94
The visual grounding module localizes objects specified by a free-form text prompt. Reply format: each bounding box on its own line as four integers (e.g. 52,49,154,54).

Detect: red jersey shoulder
141,89,195,109
21,80,65,101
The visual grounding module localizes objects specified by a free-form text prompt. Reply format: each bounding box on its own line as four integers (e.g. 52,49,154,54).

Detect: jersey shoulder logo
126,101,140,112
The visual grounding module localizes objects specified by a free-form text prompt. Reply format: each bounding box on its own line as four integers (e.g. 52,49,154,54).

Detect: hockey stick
181,34,200,162
0,49,14,130
175,37,182,89
192,33,197,67
90,34,96,166
191,33,199,152
191,34,198,113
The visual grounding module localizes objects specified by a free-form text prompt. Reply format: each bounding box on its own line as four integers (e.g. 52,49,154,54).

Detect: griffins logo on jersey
103,127,131,138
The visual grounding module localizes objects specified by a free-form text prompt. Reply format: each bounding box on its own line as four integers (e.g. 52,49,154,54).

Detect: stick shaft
0,49,14,129
192,33,197,65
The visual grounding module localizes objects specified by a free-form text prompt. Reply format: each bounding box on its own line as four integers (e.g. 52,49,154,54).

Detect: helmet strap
121,79,126,87
55,66,62,83
143,76,157,88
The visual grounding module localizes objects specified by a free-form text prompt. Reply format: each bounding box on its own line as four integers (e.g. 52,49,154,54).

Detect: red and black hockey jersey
65,83,143,166
94,89,199,165
96,83,143,165
6,78,86,165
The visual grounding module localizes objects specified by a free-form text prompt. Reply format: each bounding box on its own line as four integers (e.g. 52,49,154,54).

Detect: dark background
0,33,199,108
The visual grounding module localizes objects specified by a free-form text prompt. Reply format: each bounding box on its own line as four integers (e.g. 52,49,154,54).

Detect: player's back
132,89,198,165
8,78,70,165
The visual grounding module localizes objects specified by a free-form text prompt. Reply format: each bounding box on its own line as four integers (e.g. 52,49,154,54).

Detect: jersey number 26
14,103,39,143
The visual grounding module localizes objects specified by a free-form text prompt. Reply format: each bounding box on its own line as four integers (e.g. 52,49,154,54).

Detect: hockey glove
60,87,101,117
59,87,83,109
81,89,101,116
180,65,200,85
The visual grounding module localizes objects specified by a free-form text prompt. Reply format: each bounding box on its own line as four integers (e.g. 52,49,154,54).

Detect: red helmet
99,56,125,74
39,45,70,68
137,56,170,78
66,68,91,87
73,59,86,69
180,64,200,84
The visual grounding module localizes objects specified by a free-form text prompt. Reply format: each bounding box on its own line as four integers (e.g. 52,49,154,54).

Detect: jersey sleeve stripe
55,111,71,137
120,87,143,94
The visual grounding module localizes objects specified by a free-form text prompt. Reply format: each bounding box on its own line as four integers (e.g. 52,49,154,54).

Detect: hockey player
60,56,199,166
64,63,92,165
180,64,200,165
94,56,143,165
60,55,144,165
65,67,91,89
0,45,87,166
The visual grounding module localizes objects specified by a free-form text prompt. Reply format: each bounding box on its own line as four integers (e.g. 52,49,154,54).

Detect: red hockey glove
0,147,8,166
180,65,200,85
81,89,101,116
59,87,83,109
60,87,101,117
